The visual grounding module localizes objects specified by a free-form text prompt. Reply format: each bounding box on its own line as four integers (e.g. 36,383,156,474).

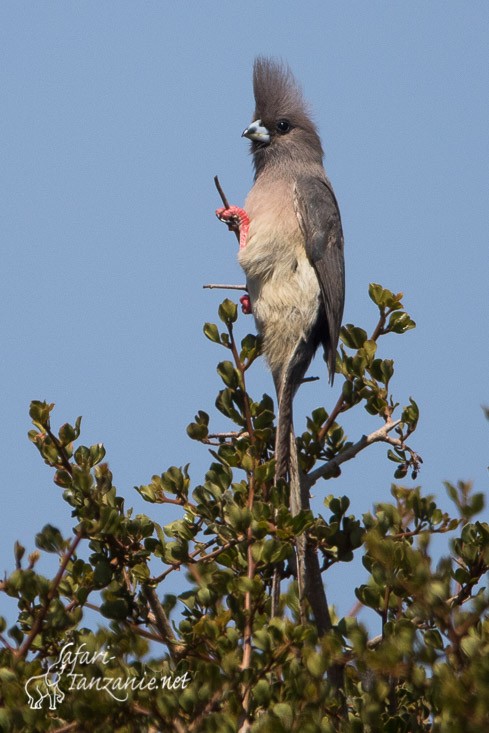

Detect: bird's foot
240,294,252,314
215,206,249,249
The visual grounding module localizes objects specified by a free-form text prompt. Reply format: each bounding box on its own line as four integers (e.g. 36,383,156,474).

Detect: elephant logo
25,656,67,710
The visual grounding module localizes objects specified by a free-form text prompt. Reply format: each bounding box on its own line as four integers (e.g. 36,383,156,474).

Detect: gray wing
294,176,345,383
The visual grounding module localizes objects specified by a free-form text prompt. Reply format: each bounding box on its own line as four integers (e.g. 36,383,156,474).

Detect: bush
0,285,487,732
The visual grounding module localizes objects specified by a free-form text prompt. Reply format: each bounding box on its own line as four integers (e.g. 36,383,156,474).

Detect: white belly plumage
238,225,320,382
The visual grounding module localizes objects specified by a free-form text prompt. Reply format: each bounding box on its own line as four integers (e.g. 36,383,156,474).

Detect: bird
217,57,345,483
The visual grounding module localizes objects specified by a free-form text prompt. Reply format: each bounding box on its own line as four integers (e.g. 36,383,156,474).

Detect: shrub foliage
0,285,487,732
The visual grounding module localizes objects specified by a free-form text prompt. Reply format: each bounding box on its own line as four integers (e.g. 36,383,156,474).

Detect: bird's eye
276,119,291,134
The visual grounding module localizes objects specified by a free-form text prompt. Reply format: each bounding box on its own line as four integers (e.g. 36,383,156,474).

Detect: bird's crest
252,57,310,125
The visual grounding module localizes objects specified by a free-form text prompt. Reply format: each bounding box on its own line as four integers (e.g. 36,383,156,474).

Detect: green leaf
89,443,106,466
131,563,150,581
387,449,403,464
14,541,25,566
240,333,260,362
35,524,65,553
0,668,16,683
394,464,408,479
203,322,221,343
401,398,419,430
381,359,394,384
273,702,294,728
217,360,240,388
365,394,388,416
29,400,54,429
387,310,416,334
368,282,385,306
360,339,377,364
253,409,275,430
93,560,113,587
186,422,209,441
74,445,91,467
305,651,328,678
368,283,403,310
58,421,78,446
100,598,129,620
340,324,368,349
216,389,246,426
218,299,238,325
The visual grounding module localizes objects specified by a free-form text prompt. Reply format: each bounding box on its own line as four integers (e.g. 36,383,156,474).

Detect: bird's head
243,57,323,176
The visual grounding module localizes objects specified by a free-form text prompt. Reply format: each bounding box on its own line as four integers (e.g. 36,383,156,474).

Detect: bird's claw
216,206,240,230
216,206,250,249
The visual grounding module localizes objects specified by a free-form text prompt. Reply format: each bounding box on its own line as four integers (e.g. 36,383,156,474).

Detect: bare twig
214,175,240,243
203,283,247,291
300,376,320,384
214,175,230,208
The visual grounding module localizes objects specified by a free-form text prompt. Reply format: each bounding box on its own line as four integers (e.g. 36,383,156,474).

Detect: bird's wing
294,176,345,382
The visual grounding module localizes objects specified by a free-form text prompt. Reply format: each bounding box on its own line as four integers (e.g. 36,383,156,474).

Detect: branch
317,306,396,444
141,584,185,659
0,633,14,653
226,317,258,725
150,537,242,584
306,419,402,489
317,392,346,444
15,531,83,659
200,431,246,446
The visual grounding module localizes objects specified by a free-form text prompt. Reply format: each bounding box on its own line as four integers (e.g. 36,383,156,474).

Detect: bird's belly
238,231,320,379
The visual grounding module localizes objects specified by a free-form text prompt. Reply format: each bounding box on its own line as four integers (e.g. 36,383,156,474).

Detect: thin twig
15,532,83,659
214,175,240,243
317,393,345,444
207,431,244,439
45,426,73,474
370,309,388,341
214,175,230,208
203,284,247,291
150,537,242,584
300,376,320,384
317,308,392,444
49,723,79,733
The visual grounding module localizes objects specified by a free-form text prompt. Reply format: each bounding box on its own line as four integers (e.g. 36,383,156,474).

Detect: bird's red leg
216,205,252,314
215,206,250,250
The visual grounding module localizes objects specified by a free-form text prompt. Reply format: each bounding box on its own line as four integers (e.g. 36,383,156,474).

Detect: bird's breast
238,179,321,379
239,178,303,281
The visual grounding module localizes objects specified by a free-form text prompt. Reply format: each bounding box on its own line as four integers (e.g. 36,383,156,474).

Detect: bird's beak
242,119,271,143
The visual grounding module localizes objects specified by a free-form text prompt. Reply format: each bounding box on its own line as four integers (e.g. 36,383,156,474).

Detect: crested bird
217,57,345,482
216,58,345,627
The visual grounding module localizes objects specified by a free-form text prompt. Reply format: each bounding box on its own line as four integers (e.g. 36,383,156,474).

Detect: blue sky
1,2,488,627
